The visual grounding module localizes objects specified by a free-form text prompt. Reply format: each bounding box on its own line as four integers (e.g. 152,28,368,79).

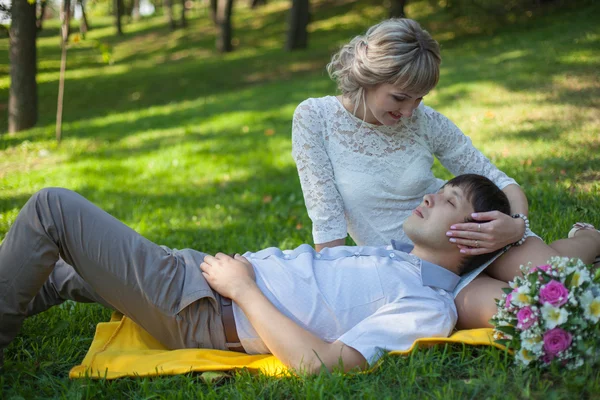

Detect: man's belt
220,295,245,353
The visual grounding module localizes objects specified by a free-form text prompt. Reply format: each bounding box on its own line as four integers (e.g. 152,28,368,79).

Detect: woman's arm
428,110,526,254
315,238,346,252
292,100,348,248
200,253,367,374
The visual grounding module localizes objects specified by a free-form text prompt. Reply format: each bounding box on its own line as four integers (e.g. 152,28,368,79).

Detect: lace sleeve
425,109,518,190
291,100,348,244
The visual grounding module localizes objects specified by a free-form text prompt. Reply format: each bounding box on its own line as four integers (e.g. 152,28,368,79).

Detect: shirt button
284,254,290,259
389,253,395,258
354,252,360,257
315,254,322,259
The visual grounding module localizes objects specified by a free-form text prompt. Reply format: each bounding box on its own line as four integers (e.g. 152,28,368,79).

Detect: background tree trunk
9,0,38,133
285,0,309,51
79,0,90,35
60,0,73,39
180,0,187,27
36,0,48,31
56,0,72,143
209,0,217,23
114,0,123,35
132,0,141,20
164,0,176,30
389,0,407,18
249,0,266,9
215,0,234,52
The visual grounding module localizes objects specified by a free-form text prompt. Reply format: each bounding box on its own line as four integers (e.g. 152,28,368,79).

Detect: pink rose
543,328,573,356
541,353,555,365
505,292,515,310
539,280,569,307
531,264,551,273
516,306,537,330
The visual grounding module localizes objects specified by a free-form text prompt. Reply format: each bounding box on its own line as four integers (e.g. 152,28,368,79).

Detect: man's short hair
444,174,512,276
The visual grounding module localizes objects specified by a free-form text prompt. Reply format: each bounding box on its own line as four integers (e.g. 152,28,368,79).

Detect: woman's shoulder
295,96,338,115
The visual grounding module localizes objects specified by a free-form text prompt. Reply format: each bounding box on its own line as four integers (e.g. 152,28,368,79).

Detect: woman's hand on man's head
446,211,525,255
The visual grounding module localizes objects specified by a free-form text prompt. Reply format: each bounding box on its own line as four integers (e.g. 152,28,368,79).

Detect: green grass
1,0,600,397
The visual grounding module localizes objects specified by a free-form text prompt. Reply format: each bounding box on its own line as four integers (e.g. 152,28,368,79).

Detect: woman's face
362,84,427,126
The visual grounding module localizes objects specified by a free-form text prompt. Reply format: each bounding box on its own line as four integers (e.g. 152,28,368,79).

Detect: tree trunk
389,0,407,18
180,0,187,27
9,0,38,133
249,0,266,9
164,0,176,30
114,0,123,35
36,0,48,31
56,0,72,143
285,0,309,51
215,0,234,52
132,0,141,20
209,0,217,23
60,0,73,39
79,0,90,35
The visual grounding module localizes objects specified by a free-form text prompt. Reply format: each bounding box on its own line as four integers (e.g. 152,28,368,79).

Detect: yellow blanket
69,313,506,379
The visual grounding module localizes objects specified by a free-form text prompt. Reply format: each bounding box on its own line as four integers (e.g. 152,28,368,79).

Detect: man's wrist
229,278,260,303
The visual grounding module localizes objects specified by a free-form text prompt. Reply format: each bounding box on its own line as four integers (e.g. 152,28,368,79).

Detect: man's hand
200,253,256,300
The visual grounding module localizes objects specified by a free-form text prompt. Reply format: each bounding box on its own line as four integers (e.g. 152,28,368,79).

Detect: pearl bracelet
512,213,530,246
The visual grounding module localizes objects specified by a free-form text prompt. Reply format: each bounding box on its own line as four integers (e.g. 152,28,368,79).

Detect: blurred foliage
428,0,595,34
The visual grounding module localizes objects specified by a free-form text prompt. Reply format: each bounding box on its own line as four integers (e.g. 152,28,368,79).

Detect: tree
209,0,217,23
78,0,90,35
389,0,407,18
285,0,309,51
114,0,123,35
249,0,266,9
215,0,234,52
56,0,72,142
131,0,141,21
36,0,48,31
9,0,38,133
180,0,186,27
164,0,175,30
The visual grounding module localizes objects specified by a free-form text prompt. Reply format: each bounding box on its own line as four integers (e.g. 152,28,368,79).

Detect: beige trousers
0,188,227,351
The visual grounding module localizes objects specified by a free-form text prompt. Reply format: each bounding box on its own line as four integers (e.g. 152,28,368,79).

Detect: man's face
404,185,475,251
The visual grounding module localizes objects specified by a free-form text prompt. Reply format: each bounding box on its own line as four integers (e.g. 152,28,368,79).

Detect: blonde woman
291,18,600,329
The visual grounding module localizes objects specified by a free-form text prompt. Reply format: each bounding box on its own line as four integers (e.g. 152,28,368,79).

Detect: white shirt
232,242,458,366
291,96,518,246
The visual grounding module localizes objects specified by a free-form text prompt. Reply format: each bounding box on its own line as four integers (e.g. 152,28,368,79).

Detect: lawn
1,0,599,397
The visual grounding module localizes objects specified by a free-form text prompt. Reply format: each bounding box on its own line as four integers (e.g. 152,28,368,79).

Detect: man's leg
0,188,223,351
26,259,112,316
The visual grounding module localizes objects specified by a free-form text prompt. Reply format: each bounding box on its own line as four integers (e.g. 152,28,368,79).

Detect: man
0,174,510,373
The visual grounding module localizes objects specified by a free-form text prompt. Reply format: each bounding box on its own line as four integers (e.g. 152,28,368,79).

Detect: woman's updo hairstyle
327,18,441,108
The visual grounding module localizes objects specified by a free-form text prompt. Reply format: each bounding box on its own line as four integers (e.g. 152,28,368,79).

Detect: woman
291,18,600,329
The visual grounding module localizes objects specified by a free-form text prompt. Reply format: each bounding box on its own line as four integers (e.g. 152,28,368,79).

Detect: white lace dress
291,95,518,247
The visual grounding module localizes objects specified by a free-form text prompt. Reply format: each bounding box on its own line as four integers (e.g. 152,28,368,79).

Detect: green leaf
528,273,538,286
495,325,517,336
200,371,229,384
502,287,513,295
564,271,575,288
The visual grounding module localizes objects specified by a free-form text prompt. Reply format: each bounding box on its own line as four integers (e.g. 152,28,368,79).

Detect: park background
1,0,599,397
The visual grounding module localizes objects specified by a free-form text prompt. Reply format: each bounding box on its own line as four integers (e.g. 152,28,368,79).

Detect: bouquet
490,256,600,369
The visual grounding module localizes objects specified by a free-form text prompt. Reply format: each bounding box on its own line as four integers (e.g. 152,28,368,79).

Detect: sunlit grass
0,0,599,397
